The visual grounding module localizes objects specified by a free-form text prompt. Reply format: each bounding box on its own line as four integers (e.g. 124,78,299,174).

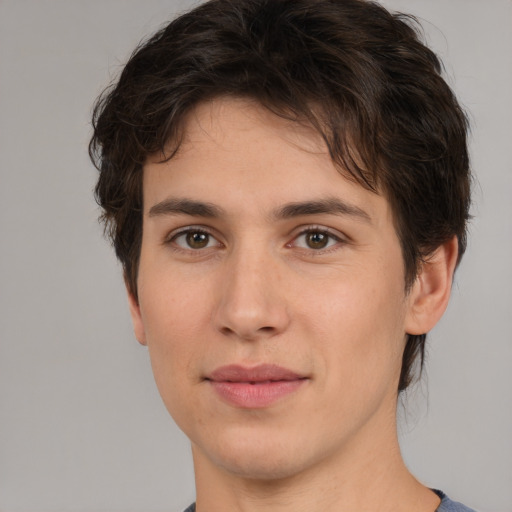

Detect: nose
212,246,290,341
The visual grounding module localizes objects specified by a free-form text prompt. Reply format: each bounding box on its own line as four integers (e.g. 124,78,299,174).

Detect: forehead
180,98,324,154
143,97,392,228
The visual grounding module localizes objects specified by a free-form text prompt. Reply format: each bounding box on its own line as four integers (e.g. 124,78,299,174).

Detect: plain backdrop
0,1,511,511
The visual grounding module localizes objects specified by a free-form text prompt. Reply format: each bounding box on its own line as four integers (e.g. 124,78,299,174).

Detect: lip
206,364,308,408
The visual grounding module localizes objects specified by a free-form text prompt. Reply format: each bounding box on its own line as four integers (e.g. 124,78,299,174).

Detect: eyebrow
148,198,225,218
272,198,372,224
148,196,372,224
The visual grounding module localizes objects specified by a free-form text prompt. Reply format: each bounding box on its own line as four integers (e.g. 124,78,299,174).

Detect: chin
218,452,309,482
192,426,325,482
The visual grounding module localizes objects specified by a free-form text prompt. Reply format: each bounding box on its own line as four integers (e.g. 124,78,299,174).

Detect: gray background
0,0,511,511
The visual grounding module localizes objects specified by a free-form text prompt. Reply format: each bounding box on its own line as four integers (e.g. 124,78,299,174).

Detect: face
130,98,422,480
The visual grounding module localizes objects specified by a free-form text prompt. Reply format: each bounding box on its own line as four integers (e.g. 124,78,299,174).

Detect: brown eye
291,229,341,251
185,231,210,249
171,229,219,250
305,231,329,249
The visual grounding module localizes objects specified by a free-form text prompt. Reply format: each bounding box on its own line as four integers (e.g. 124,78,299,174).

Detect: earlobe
405,236,459,336
125,281,147,346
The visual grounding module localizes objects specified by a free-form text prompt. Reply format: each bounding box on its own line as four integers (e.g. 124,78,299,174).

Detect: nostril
217,324,276,340
220,326,234,336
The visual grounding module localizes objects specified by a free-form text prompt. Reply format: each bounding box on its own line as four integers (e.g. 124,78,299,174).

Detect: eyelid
163,223,348,252
287,225,349,251
290,224,348,241
164,225,223,249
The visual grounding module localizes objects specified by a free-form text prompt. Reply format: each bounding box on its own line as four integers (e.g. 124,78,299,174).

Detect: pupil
187,232,208,248
307,232,328,249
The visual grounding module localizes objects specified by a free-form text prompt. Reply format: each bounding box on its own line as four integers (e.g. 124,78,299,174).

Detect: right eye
170,229,221,250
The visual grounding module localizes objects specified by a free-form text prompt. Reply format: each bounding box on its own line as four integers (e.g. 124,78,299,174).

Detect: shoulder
181,495,479,512
434,490,479,512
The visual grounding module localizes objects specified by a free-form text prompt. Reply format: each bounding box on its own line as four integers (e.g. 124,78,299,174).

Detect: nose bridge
213,240,289,340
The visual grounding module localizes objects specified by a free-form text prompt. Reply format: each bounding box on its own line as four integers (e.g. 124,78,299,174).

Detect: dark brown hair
89,0,471,392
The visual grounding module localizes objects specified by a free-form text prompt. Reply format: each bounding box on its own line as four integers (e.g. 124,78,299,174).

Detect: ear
405,236,459,335
125,280,147,346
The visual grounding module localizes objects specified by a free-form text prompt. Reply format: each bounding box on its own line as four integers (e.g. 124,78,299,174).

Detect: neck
191,409,440,512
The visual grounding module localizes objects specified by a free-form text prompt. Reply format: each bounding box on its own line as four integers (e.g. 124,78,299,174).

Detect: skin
128,98,458,512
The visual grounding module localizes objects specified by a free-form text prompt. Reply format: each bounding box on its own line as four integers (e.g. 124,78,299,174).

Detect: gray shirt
182,490,478,512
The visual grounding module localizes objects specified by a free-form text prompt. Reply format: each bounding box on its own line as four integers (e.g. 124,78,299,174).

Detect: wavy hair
90,0,471,391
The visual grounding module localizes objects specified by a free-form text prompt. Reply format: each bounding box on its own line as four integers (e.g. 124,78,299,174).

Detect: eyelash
166,226,222,252
165,225,346,254
288,227,345,253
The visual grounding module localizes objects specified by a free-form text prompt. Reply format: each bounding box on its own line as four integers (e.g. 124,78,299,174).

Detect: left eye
172,230,220,250
292,230,340,250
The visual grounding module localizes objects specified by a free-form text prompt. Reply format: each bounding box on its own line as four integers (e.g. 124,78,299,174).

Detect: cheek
137,274,211,405
139,260,211,336
300,269,407,389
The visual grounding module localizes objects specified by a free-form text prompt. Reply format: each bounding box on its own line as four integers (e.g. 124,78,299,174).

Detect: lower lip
209,379,306,408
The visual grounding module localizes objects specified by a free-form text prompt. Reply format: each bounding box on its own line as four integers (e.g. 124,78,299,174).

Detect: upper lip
207,364,304,383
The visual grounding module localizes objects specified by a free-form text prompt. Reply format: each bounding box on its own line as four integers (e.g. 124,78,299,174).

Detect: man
89,1,475,510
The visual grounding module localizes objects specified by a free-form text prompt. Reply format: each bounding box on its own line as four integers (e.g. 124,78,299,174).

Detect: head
90,0,470,393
